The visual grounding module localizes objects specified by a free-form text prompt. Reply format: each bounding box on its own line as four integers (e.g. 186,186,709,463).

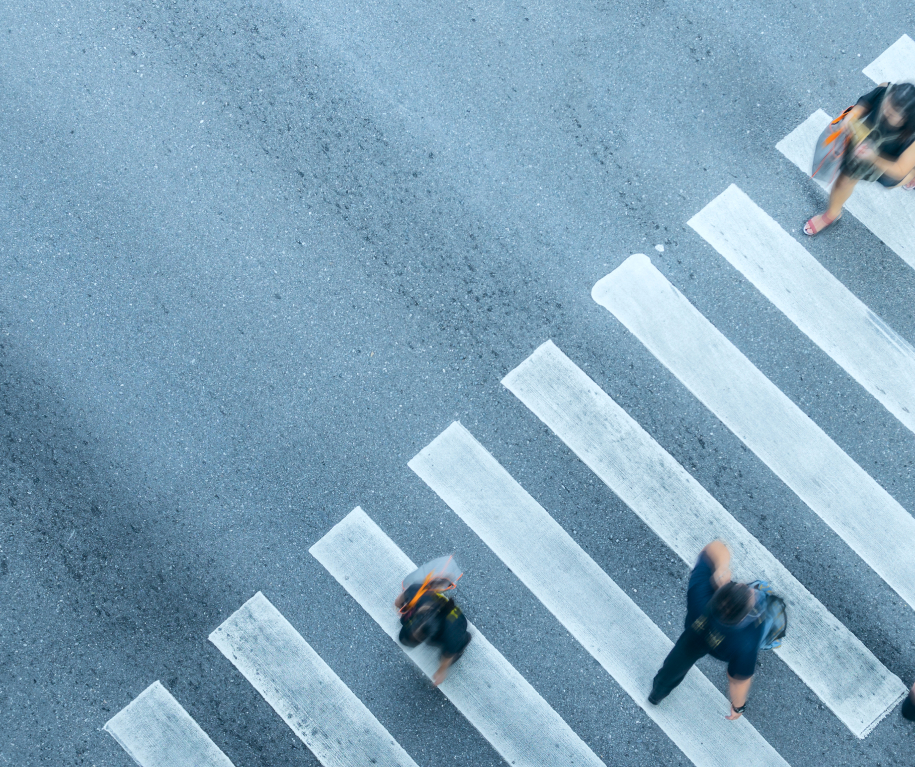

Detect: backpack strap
690,603,726,650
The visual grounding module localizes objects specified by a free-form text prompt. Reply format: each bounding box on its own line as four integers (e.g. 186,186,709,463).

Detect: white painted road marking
411,422,792,765
776,110,915,268
309,507,606,767
503,342,907,738
689,184,915,438
591,255,915,611
862,34,915,83
209,592,419,767
104,681,235,767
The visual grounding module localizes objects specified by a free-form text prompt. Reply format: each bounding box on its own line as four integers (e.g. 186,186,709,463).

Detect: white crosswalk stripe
862,34,915,83
209,592,419,767
591,254,915,611
776,110,915,267
410,422,792,765
502,341,907,738
689,184,915,438
104,682,235,767
309,507,607,767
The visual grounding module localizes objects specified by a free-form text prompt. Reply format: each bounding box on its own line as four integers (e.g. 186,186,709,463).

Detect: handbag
811,106,855,184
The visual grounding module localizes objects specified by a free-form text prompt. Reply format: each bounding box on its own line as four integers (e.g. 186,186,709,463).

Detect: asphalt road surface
3,1,915,765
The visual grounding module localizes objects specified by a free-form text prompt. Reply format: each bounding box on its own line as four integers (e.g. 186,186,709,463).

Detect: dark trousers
651,627,710,702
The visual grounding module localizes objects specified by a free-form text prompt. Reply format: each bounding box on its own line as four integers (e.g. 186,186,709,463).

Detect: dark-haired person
648,540,765,721
395,583,471,686
805,81,915,235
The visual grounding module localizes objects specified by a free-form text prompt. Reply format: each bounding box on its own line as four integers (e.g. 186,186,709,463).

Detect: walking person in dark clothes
649,541,766,720
395,582,471,686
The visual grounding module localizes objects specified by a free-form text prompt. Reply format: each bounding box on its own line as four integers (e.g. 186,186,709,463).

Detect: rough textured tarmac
2,1,915,765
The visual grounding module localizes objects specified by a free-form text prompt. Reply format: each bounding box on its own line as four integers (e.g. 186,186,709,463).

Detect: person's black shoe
648,691,663,705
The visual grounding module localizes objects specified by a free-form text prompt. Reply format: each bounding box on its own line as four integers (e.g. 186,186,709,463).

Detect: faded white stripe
689,184,915,438
503,343,906,738
863,35,915,83
591,255,915,611
104,682,234,767
309,507,606,767
209,592,418,767
776,110,915,268
411,422,792,764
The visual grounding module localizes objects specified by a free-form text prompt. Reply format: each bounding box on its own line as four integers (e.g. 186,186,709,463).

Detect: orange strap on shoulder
401,571,435,614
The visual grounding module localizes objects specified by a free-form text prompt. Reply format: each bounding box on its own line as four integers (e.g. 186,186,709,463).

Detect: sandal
904,177,915,191
803,211,842,236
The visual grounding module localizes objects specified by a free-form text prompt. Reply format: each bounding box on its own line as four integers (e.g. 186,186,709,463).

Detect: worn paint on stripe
104,682,235,767
863,35,915,83
411,422,793,763
210,592,419,767
776,110,915,268
689,184,915,438
591,255,915,611
503,343,906,738
309,507,606,767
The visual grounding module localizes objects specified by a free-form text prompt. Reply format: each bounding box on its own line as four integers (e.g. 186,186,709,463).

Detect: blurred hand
854,142,877,163
726,706,743,721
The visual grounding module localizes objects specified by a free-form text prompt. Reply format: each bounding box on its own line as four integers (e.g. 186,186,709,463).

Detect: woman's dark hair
710,582,753,625
887,82,915,132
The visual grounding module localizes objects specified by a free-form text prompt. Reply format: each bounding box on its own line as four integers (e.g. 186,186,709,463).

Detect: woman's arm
872,140,915,178
843,103,868,124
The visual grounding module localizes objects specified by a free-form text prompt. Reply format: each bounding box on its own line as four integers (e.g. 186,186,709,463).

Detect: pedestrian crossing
862,34,915,83
593,255,915,612
688,184,915,439
104,682,235,767
210,592,420,767
502,340,907,738
410,422,790,765
309,507,607,767
104,35,915,767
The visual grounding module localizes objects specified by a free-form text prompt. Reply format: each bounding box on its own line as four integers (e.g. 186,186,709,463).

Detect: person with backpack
648,540,786,720
804,81,915,235
395,561,472,687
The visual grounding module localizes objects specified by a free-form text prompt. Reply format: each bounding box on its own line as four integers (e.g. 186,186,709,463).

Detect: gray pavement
2,1,915,764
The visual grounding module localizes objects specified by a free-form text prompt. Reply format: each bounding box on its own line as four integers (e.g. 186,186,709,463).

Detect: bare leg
826,173,858,217
805,172,859,235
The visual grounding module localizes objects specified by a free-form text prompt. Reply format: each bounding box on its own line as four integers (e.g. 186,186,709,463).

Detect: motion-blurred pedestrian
648,541,781,721
805,81,915,235
395,555,471,686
